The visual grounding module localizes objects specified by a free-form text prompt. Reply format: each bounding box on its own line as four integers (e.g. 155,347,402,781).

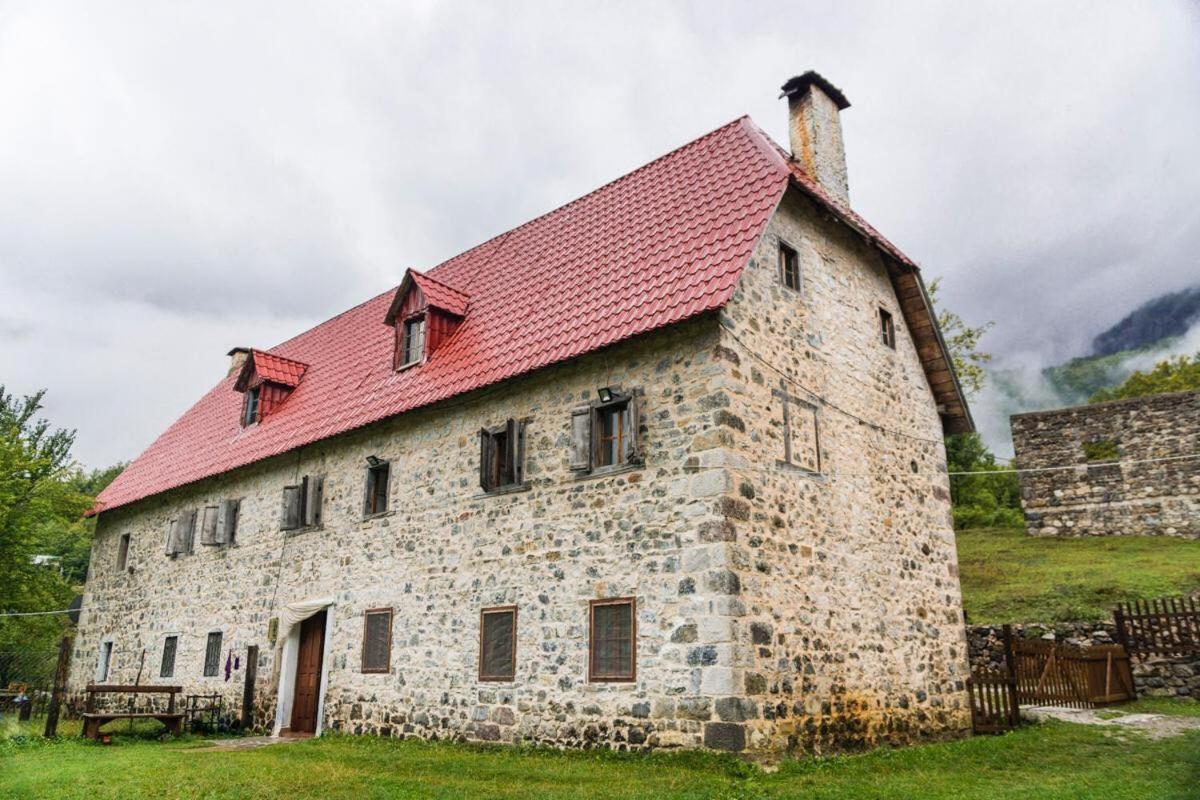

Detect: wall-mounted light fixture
597,386,620,403
366,455,383,468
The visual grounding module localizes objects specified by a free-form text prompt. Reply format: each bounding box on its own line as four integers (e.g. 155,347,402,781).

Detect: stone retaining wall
966,623,1200,700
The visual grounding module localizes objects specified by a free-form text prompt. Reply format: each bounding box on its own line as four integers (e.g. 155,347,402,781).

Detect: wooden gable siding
393,283,463,356
257,381,293,420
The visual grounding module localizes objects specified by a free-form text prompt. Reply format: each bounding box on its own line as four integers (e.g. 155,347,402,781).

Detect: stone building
71,72,974,755
1012,390,1200,538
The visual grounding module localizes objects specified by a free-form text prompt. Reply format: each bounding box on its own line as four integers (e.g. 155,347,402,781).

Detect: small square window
479,420,525,492
361,608,393,673
589,598,636,682
879,308,896,349
160,636,178,678
479,607,517,681
117,533,131,572
596,402,630,468
203,631,223,677
779,242,800,291
364,461,390,516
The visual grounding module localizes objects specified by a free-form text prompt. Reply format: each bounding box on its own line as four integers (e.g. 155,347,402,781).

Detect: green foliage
1081,439,1119,463
927,278,993,398
945,433,1022,529
0,388,119,683
3,714,1200,799
956,526,1200,623
1091,352,1200,403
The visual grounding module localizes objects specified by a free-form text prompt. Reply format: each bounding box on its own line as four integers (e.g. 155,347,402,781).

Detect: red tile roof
407,270,470,317
234,350,309,391
93,116,963,515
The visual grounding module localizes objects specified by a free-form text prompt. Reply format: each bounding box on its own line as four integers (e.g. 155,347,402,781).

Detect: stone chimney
780,71,851,204
227,347,250,377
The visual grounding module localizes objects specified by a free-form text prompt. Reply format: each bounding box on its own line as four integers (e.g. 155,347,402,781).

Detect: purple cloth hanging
224,650,232,681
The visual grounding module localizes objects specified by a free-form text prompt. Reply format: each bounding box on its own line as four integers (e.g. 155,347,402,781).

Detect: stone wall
1011,391,1200,538
69,187,968,756
966,623,1200,701
712,186,971,754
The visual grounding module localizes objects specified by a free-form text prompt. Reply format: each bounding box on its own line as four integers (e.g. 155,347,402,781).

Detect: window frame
478,605,518,682
117,533,131,572
242,386,261,427
363,461,391,517
588,597,637,683
879,307,896,349
360,607,393,674
397,314,426,369
479,419,526,494
202,631,223,678
594,400,631,469
160,635,178,678
779,241,801,292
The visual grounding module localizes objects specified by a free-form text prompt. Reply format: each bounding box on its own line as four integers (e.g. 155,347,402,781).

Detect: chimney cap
227,346,251,357
779,71,850,111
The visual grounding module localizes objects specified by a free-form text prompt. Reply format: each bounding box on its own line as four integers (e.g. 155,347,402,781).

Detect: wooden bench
83,683,184,740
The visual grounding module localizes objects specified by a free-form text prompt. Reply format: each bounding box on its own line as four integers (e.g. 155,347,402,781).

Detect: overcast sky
1,0,1198,468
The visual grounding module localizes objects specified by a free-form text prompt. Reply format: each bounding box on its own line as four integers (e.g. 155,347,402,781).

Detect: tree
0,387,92,673
927,277,994,398
1091,352,1200,403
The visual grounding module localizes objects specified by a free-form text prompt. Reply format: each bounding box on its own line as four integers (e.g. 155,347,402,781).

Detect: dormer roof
384,269,471,325
233,349,309,392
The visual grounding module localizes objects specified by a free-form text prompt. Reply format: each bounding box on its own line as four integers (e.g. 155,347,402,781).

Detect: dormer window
384,268,470,371
232,349,308,427
397,316,426,369
243,387,261,426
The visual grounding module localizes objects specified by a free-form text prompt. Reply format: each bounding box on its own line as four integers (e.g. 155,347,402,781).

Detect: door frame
273,603,333,736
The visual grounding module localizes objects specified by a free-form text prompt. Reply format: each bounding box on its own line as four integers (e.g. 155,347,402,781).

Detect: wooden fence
1010,633,1135,708
1114,597,1200,659
967,668,1019,734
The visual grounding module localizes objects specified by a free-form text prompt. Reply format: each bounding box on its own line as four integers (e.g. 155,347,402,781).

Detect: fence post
1001,624,1020,726
241,645,259,731
43,635,72,738
1112,604,1129,654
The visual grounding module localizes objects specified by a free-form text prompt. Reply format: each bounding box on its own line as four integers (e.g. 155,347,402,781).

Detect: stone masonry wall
71,318,744,750
1011,391,1200,538
708,186,971,754
967,622,1200,701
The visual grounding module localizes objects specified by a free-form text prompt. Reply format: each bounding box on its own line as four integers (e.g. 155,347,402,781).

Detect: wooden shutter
160,636,177,678
165,518,179,555
281,486,301,530
479,428,493,492
514,422,526,486
200,505,219,545
479,607,517,681
362,467,374,516
181,510,197,554
503,418,519,486
117,534,130,570
203,631,222,677
216,499,239,544
589,598,636,682
304,475,324,527
569,407,591,472
361,609,393,673
622,394,641,464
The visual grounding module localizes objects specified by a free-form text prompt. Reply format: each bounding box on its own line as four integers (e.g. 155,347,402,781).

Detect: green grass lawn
3,709,1200,800
956,526,1200,623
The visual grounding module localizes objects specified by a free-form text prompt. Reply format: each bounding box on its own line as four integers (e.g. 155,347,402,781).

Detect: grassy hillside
956,526,1200,623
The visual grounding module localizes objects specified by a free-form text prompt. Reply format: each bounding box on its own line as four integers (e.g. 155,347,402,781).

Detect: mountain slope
1092,285,1200,356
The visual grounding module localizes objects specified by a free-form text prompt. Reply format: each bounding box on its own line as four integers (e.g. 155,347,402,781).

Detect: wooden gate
1009,629,1135,708
967,668,1019,734
1114,597,1200,659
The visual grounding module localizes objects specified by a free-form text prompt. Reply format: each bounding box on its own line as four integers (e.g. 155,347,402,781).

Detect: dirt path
1023,706,1200,739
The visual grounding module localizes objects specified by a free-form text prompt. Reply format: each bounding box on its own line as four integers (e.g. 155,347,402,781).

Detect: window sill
283,524,325,537
573,463,643,482
395,360,423,373
473,483,532,499
361,510,395,522
775,459,825,479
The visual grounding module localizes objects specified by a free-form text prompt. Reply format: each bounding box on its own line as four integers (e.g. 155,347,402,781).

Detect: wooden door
289,610,326,733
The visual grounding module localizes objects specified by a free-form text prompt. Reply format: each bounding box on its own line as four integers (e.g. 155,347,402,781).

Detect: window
165,510,197,556
96,640,113,683
243,386,260,426
160,636,178,678
282,475,324,530
589,598,635,682
879,308,896,349
479,419,526,492
203,632,223,677
570,391,642,474
479,607,517,681
361,608,393,673
363,461,390,516
397,316,426,368
117,533,131,572
779,242,800,291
